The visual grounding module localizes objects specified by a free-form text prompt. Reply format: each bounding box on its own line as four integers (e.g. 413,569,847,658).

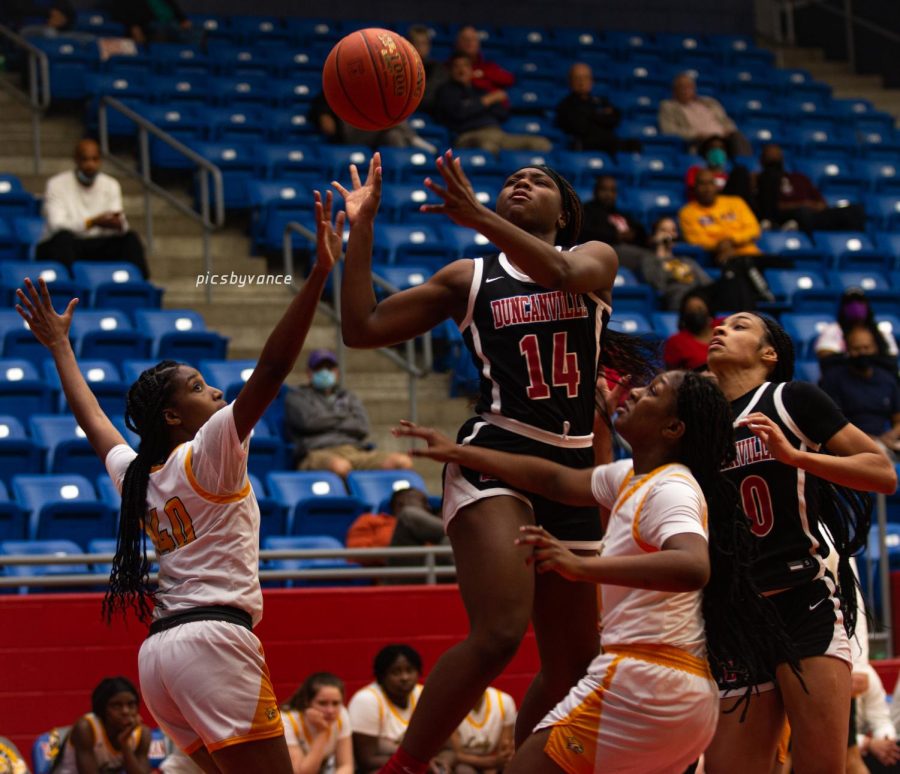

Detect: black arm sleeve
782,381,849,446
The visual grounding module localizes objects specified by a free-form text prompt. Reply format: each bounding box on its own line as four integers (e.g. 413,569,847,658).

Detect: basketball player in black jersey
333,150,652,774
703,312,896,774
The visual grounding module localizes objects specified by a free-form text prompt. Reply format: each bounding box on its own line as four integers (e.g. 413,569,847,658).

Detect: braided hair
674,371,800,717
103,360,182,623
285,672,345,711
749,313,871,638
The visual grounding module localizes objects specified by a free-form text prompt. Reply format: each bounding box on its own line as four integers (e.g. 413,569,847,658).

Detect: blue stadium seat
438,225,495,259
372,264,433,295
373,224,447,264
146,74,211,107
764,269,828,304
0,176,37,219
208,76,271,109
0,309,52,366
206,44,270,77
0,479,28,542
781,313,833,358
453,149,505,177
755,232,826,268
84,75,149,136
874,233,900,264
86,538,118,575
248,473,288,544
197,359,256,401
229,16,292,45
651,312,679,339
204,106,267,143
69,310,149,362
607,312,655,336
863,194,900,230
790,288,840,313
616,153,682,185
73,10,125,36
0,414,43,491
267,108,316,140
132,310,228,362
0,261,80,309
265,471,365,541
623,188,683,227
317,145,372,181
188,141,257,209
0,360,53,421
828,270,892,294
855,160,900,193
148,44,211,75
29,415,106,478
551,151,616,187
795,360,821,384
794,157,860,190
27,37,97,100
12,474,114,549
94,475,121,511
70,263,162,314
255,143,323,179
345,470,429,512
379,184,438,223
0,540,89,594
42,359,127,415
812,232,881,269
262,535,361,588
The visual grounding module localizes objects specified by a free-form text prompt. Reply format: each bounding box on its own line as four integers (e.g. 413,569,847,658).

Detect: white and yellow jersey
105,402,262,625
282,706,351,772
347,683,423,754
590,460,709,658
55,714,143,774
456,688,516,755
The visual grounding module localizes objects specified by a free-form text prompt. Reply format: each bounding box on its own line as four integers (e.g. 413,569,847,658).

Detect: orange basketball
322,28,425,132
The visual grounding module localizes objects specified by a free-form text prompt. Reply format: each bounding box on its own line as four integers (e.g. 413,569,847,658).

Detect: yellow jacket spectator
678,177,761,257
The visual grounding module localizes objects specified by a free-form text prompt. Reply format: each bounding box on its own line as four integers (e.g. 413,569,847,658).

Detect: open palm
314,190,345,270
332,152,382,226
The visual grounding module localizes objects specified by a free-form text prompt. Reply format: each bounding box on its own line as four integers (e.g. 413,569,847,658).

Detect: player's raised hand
421,149,488,229
332,152,382,226
314,189,345,271
738,412,800,466
15,277,78,350
392,420,459,462
515,525,586,581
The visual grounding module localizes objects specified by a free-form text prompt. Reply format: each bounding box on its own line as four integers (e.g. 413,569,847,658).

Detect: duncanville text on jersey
722,435,775,471
491,291,590,329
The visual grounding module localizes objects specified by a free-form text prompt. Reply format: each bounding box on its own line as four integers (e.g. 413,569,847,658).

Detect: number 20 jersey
461,253,610,441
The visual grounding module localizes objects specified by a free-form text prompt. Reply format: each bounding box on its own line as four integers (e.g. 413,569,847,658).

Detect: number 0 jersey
462,252,610,443
725,381,849,593
105,402,263,625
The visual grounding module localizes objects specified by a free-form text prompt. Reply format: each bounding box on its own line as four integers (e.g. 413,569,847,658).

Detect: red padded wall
0,586,539,763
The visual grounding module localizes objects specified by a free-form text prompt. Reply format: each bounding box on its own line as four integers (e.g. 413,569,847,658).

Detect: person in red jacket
453,25,515,95
663,289,716,371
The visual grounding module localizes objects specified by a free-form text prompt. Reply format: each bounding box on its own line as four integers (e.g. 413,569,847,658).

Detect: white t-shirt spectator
815,322,898,357
41,169,128,240
347,682,423,755
282,707,352,773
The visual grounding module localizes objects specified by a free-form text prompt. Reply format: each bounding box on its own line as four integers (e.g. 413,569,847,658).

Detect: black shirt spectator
580,175,646,246
555,63,641,156
111,0,193,46
407,24,450,117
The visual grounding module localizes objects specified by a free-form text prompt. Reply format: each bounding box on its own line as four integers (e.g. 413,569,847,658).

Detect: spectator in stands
820,325,900,460
815,288,899,361
663,289,715,371
408,25,449,117
754,143,867,235
346,487,448,571
679,168,773,310
579,174,646,272
281,672,354,774
11,0,76,36
348,645,454,773
640,217,713,311
554,63,641,156
0,735,28,774
658,73,751,157
452,26,514,95
308,93,436,153
36,138,149,278
684,135,752,205
435,55,551,154
284,349,413,477
452,687,516,774
112,0,195,46
53,676,152,774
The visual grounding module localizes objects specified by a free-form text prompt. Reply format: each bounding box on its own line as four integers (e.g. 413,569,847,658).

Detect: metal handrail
283,221,433,423
0,545,456,587
0,24,50,174
97,96,225,302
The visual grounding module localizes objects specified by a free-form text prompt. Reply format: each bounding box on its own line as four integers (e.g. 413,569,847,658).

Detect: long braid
103,360,181,623
675,372,801,717
749,313,871,638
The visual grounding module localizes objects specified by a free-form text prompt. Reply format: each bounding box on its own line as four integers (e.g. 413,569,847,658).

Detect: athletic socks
381,747,430,774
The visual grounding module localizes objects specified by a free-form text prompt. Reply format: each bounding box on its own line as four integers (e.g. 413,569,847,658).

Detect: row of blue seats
0,468,428,549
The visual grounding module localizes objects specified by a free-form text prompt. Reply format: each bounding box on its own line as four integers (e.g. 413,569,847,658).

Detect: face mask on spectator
849,354,872,371
706,148,727,168
311,368,337,391
682,311,710,335
75,169,98,186
843,301,868,323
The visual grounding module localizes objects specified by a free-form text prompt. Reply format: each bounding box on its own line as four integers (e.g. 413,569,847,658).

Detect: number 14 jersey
462,253,610,441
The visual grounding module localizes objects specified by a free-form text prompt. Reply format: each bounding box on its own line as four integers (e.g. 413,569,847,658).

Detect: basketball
322,28,426,132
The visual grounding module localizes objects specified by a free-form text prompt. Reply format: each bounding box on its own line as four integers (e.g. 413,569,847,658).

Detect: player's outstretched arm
393,420,597,507
334,153,470,349
232,191,339,442
421,150,617,294
16,278,126,461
